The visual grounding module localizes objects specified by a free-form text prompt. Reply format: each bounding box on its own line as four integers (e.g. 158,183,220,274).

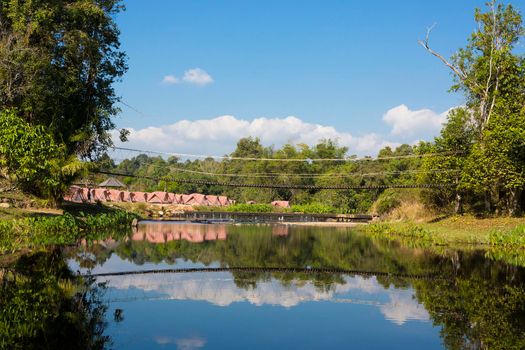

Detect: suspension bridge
88,146,460,191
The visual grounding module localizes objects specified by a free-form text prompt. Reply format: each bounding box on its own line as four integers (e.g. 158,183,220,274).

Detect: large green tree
0,0,127,199
420,1,525,215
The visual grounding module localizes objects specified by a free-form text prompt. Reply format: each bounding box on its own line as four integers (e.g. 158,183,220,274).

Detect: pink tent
271,200,290,208
107,189,125,202
130,191,148,203
81,188,92,203
148,191,170,204
186,193,206,206
93,188,109,202
64,186,82,203
170,194,183,204
181,194,192,205
120,191,132,202
205,195,220,206
217,196,230,206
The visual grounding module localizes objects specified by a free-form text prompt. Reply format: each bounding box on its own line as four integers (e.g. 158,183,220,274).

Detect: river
2,221,525,349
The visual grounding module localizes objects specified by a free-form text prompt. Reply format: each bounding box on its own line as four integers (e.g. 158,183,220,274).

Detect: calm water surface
3,221,525,349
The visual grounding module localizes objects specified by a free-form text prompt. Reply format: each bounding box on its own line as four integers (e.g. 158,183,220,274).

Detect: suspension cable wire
92,170,454,190
111,146,462,163
146,166,461,179
119,100,148,117
108,157,461,179
84,266,443,280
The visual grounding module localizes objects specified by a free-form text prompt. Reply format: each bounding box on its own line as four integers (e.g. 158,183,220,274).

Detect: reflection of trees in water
66,223,525,349
415,277,525,350
0,250,113,350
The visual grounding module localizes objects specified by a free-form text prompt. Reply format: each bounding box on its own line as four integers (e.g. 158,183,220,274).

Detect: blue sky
112,0,525,156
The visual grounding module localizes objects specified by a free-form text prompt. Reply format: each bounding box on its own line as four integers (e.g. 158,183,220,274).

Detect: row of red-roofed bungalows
64,186,235,206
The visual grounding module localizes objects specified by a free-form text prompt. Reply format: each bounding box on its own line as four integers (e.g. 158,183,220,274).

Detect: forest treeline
96,138,431,214
0,1,524,216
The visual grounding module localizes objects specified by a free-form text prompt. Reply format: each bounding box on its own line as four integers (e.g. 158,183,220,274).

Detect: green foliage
290,203,337,214
419,108,476,211
372,189,401,215
488,224,525,247
0,251,111,349
103,139,428,214
366,223,439,246
0,110,86,201
421,2,525,215
0,210,137,253
225,203,274,213
0,0,126,201
0,0,127,158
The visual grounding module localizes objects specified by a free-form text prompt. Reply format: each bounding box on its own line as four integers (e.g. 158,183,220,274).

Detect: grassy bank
0,207,138,254
366,215,525,247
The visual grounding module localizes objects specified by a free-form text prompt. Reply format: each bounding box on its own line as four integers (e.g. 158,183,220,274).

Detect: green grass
0,209,138,254
488,224,525,248
367,215,525,246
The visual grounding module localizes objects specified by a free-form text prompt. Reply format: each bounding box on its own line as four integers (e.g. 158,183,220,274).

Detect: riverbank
0,203,138,254
366,215,525,246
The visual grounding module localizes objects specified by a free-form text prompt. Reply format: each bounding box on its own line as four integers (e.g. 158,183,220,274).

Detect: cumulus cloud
182,68,214,86
162,75,179,85
161,68,213,86
382,104,449,138
113,115,399,157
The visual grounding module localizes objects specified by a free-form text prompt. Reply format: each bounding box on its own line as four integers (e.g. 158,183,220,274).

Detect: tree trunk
484,192,491,213
454,192,463,214
508,188,521,216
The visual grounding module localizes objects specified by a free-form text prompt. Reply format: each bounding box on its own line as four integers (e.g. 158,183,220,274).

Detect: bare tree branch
418,23,468,81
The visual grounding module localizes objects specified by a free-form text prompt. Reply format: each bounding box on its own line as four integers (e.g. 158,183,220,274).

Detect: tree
420,108,476,213
0,109,85,202
0,0,127,200
420,1,525,215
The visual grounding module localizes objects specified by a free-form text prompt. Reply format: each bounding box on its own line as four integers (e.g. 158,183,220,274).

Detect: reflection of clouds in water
380,294,430,325
154,336,173,345
103,273,429,325
154,336,206,350
176,337,206,350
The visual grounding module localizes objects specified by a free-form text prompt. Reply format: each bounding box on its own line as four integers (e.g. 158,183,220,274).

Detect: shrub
225,203,274,213
372,190,401,215
488,225,525,248
291,203,337,214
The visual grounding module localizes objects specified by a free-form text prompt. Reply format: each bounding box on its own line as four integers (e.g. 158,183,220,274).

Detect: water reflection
102,272,429,325
129,221,290,243
0,250,114,350
2,222,525,349
132,221,229,243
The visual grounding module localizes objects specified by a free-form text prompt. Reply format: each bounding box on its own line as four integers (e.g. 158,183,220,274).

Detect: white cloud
382,104,448,138
182,68,213,86
115,105,456,158
162,75,179,85
161,68,213,86
113,115,399,157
